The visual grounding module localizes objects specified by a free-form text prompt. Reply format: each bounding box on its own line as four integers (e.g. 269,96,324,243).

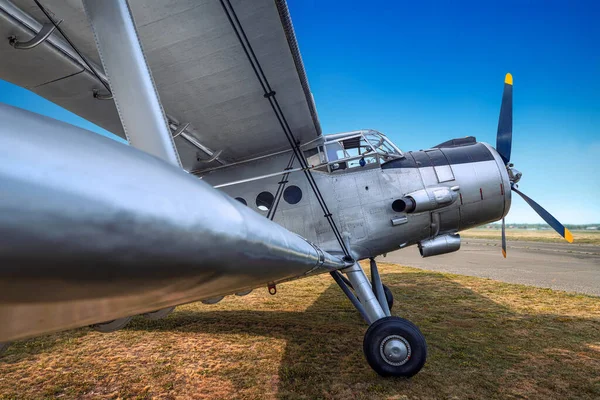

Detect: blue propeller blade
512,186,574,243
496,73,513,165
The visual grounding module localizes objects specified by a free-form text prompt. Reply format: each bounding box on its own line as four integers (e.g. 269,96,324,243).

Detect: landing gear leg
332,259,427,377
370,258,391,317
383,284,393,311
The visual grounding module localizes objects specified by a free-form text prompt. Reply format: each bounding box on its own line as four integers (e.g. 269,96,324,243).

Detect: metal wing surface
0,0,321,170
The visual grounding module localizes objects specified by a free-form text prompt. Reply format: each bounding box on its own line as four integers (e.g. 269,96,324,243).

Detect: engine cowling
418,234,461,257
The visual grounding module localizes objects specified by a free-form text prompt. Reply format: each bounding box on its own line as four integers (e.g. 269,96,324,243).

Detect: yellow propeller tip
505,73,513,85
565,228,574,243
501,248,507,258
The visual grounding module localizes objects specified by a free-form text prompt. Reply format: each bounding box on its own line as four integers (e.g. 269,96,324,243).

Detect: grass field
462,228,600,245
1,263,599,399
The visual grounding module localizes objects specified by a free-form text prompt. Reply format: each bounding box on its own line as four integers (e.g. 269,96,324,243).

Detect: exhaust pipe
418,234,461,257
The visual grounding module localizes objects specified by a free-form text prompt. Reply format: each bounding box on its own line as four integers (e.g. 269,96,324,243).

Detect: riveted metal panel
332,174,361,208
434,165,455,182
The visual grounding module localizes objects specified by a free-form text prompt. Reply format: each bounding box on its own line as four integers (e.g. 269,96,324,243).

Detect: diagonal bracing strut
267,153,296,220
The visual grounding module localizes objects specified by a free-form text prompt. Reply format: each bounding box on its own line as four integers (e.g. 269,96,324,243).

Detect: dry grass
1,263,599,399
462,228,600,245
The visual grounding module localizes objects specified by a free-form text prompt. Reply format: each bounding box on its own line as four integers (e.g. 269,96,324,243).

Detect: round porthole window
256,191,274,211
235,197,247,206
283,185,302,205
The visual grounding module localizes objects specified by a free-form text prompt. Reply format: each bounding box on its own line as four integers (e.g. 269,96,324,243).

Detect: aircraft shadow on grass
2,271,599,398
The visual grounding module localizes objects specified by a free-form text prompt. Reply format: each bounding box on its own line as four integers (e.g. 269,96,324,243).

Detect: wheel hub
380,334,411,366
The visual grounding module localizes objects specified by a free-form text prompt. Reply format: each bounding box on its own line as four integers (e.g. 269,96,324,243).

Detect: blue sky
286,0,599,224
0,0,598,223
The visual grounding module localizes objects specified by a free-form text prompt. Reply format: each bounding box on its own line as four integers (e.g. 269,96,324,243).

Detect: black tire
0,342,9,356
91,316,133,333
363,316,427,377
383,284,393,310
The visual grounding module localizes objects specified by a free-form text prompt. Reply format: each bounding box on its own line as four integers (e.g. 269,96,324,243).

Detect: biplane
0,0,572,377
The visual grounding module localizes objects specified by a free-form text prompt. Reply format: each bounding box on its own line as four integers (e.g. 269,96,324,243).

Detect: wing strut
220,0,351,259
267,153,296,220
83,0,181,167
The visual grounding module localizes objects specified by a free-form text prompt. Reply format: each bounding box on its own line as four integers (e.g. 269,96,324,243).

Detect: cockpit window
364,133,401,159
341,136,374,157
304,146,325,167
325,141,346,162
321,130,403,173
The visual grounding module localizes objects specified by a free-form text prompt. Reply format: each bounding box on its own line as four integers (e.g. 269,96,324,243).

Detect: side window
325,142,345,162
256,191,274,211
304,148,320,167
283,185,302,204
235,197,247,206
341,136,372,157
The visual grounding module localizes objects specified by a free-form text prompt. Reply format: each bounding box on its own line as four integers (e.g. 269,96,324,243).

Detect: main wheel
363,316,427,377
91,316,133,333
382,284,393,310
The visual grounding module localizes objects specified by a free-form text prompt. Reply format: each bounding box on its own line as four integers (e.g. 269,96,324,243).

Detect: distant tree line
480,223,599,230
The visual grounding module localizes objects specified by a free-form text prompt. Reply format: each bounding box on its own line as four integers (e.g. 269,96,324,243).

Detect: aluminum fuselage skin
203,143,511,260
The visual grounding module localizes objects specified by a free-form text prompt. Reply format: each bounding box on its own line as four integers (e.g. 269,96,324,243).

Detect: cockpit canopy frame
304,130,403,173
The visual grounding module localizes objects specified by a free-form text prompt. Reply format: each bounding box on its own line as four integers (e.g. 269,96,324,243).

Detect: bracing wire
219,0,351,258
33,0,112,94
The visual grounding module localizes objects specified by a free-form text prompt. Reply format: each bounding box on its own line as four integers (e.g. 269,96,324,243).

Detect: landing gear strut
383,284,393,311
332,257,427,377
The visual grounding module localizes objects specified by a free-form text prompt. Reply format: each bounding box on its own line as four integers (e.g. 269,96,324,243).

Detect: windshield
322,130,403,172
364,133,402,159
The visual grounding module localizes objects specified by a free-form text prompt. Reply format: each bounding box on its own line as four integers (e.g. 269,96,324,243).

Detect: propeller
496,74,513,165
495,73,573,257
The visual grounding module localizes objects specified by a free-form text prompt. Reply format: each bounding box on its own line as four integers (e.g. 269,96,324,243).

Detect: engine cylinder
418,234,461,257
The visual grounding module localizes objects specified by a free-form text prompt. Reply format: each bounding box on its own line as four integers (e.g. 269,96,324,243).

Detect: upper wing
0,0,321,170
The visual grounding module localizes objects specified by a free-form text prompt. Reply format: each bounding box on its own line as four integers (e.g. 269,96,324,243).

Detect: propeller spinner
495,73,573,257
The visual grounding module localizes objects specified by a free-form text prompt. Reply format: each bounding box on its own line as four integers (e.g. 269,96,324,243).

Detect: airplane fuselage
202,139,511,260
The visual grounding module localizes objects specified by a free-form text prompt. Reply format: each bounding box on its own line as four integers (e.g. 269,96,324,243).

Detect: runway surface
384,238,600,296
